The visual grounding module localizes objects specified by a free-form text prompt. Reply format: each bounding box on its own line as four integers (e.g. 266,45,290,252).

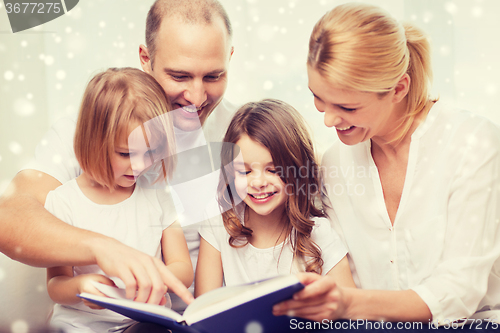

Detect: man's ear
139,44,153,74
393,73,410,103
229,46,234,61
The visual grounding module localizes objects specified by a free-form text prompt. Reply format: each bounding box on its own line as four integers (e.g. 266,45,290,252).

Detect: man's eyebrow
163,68,190,75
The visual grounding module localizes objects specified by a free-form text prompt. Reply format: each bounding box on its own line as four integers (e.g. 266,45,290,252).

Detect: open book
79,275,304,333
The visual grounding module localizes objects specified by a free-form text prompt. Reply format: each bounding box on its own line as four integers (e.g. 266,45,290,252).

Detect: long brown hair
218,99,328,274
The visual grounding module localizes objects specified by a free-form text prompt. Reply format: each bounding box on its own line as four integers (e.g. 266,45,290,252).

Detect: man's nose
184,79,207,108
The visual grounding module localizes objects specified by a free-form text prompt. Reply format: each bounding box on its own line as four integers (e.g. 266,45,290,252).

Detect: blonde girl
195,99,355,296
45,68,193,332
274,3,500,324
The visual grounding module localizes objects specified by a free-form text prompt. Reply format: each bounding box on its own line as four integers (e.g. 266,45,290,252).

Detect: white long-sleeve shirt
322,101,500,323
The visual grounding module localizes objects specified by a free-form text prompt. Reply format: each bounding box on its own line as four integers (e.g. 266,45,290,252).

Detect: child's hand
76,274,117,310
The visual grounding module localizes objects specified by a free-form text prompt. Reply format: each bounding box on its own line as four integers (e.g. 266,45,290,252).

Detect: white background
1,0,499,330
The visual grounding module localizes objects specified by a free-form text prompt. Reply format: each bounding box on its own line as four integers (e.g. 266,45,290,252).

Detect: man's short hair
145,0,232,68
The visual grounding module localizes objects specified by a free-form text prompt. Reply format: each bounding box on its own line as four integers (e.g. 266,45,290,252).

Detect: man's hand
91,237,194,305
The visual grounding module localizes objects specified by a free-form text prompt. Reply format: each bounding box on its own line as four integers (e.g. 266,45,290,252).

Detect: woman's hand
272,272,349,322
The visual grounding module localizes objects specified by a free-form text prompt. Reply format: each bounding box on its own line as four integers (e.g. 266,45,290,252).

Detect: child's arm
47,266,117,309
161,221,193,289
326,256,357,288
194,236,223,297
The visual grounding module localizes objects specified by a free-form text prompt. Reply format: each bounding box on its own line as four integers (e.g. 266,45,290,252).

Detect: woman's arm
273,272,431,322
162,221,193,289
194,237,223,297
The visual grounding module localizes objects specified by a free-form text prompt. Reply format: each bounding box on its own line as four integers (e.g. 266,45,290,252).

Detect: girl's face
111,121,162,188
233,134,287,217
307,65,402,146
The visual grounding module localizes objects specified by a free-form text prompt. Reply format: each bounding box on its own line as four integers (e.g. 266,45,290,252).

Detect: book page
183,275,300,324
79,293,183,322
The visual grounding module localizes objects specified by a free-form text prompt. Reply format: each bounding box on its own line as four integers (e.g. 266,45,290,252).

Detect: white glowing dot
296,85,302,91
289,2,296,8
4,71,14,81
246,26,252,31
273,53,287,66
280,27,287,34
128,22,135,29
65,27,72,33
440,45,451,56
11,320,29,333
55,36,62,43
320,0,327,5
298,19,304,24
99,21,106,28
67,52,74,59
118,42,125,48
445,2,458,15
236,6,242,11
44,55,55,66
445,78,450,83
0,155,2,162
36,284,45,292
258,54,265,61
410,14,417,21
20,40,27,47
9,142,23,155
39,53,45,60
41,139,48,146
27,93,33,100
56,70,66,80
52,154,62,164
14,99,35,116
472,6,483,17
245,321,263,333
447,20,452,25
423,11,433,23
56,83,62,90
278,7,285,14
486,84,497,95
263,80,274,90
18,74,25,81
253,16,259,22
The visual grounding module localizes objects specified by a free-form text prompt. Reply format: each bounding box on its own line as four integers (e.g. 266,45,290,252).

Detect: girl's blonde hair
218,99,328,274
308,3,437,143
74,67,176,189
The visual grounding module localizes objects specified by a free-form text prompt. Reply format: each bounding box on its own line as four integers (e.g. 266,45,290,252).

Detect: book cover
79,275,304,333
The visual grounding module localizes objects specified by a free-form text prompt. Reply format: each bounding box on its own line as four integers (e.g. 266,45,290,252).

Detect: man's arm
0,169,193,305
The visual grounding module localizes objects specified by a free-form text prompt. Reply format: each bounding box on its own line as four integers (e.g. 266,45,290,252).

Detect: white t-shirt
322,101,500,323
44,178,178,332
22,98,238,312
199,214,347,286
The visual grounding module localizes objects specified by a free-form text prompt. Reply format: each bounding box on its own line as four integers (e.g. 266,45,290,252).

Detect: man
0,0,236,308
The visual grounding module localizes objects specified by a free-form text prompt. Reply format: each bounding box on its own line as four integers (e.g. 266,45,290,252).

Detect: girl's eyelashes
236,170,250,175
118,152,130,158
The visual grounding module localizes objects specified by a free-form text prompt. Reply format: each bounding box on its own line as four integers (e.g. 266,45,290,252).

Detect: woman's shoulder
426,101,500,152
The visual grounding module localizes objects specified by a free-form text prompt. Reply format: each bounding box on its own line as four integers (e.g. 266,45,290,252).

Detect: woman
273,3,500,324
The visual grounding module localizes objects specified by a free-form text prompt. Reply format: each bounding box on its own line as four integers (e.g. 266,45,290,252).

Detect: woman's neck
76,173,135,205
245,206,288,249
371,100,433,158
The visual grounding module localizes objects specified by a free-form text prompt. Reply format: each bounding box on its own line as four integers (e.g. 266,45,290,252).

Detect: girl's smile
233,134,287,217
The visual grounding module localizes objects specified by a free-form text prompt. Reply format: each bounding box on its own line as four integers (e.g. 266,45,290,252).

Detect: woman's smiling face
307,65,404,146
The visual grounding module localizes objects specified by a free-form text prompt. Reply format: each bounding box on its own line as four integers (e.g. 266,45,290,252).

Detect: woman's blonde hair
308,3,437,142
74,67,176,189
218,99,328,274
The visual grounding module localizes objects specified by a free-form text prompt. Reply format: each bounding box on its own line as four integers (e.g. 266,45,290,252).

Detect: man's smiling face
141,16,233,132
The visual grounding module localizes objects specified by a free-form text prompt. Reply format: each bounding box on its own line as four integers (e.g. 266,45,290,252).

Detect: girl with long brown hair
195,99,355,296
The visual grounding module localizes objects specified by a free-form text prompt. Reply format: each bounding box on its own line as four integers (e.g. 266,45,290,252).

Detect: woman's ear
392,73,410,103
